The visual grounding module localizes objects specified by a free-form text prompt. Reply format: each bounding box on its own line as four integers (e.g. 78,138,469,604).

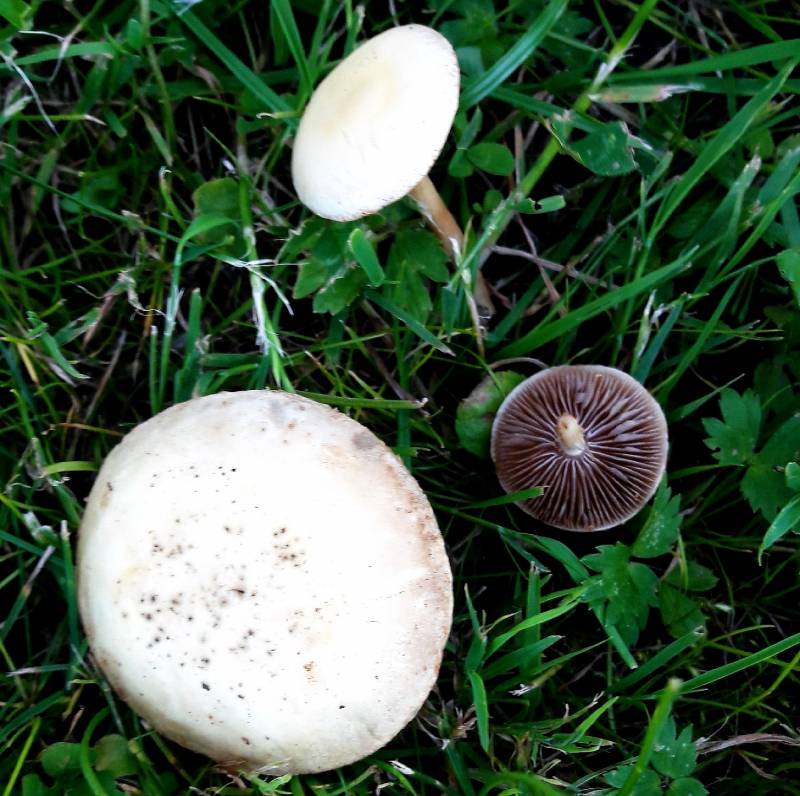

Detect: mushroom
291,24,494,318
77,391,452,774
490,365,668,531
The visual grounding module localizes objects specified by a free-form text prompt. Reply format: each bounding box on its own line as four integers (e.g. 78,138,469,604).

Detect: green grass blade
656,275,742,401
366,292,454,355
651,59,797,237
467,670,490,751
649,633,800,697
612,630,703,693
612,39,800,80
271,0,312,98
171,6,292,116
460,0,568,109
495,252,694,357
617,679,681,796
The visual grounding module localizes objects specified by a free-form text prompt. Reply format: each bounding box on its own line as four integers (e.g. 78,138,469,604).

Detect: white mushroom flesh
291,24,460,221
78,391,452,774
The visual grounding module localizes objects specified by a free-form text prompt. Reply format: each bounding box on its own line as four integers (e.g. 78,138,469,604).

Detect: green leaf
191,177,243,251
347,228,384,287
124,18,144,51
568,122,637,176
455,107,484,150
758,494,800,561
786,462,800,492
193,177,239,220
667,778,708,796
94,734,137,778
702,389,761,465
742,415,800,519
21,774,49,796
659,583,705,638
292,222,368,309
279,216,327,262
63,171,124,215
632,482,682,558
312,265,367,315
294,260,329,299
481,189,504,213
25,312,88,382
742,464,791,522
385,230,449,323
448,108,483,178
448,150,475,178
515,195,568,214
756,414,800,467
0,0,31,28
90,770,123,795
753,356,796,421
604,765,662,795
467,142,515,176
583,544,658,646
664,560,718,592
40,742,84,778
455,371,526,457
652,719,697,779
467,670,490,751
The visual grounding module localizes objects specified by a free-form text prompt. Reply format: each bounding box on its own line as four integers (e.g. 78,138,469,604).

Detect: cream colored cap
292,24,460,221
78,391,452,774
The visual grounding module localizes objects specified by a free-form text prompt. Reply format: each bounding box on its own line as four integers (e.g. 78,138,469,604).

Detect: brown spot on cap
491,365,668,531
352,431,377,450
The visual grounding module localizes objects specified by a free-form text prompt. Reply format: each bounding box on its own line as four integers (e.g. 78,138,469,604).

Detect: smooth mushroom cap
291,24,460,221
77,391,452,774
490,366,668,532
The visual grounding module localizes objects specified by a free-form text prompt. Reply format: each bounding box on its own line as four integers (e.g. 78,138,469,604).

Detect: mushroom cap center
557,413,586,456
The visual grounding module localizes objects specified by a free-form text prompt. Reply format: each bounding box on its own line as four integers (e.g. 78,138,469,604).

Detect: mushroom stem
409,176,463,259
557,414,586,455
409,176,495,322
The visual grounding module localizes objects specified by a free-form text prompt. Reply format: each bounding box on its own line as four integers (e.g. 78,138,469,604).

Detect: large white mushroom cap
77,391,452,774
291,24,460,221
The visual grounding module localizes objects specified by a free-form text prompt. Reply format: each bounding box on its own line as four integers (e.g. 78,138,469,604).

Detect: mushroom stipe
78,391,452,774
491,366,668,532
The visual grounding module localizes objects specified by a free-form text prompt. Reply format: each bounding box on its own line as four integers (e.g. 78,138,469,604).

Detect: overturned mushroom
490,365,668,531
291,24,493,318
78,391,452,774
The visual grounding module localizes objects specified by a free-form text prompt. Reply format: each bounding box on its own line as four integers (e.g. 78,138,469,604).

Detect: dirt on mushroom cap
77,390,453,774
490,366,668,532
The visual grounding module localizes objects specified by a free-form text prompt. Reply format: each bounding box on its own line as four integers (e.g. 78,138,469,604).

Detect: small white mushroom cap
77,391,452,774
291,24,460,221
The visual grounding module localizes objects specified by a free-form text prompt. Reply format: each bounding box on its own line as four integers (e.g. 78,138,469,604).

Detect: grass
2,0,800,794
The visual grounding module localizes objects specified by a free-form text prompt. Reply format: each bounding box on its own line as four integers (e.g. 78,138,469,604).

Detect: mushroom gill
490,365,668,531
